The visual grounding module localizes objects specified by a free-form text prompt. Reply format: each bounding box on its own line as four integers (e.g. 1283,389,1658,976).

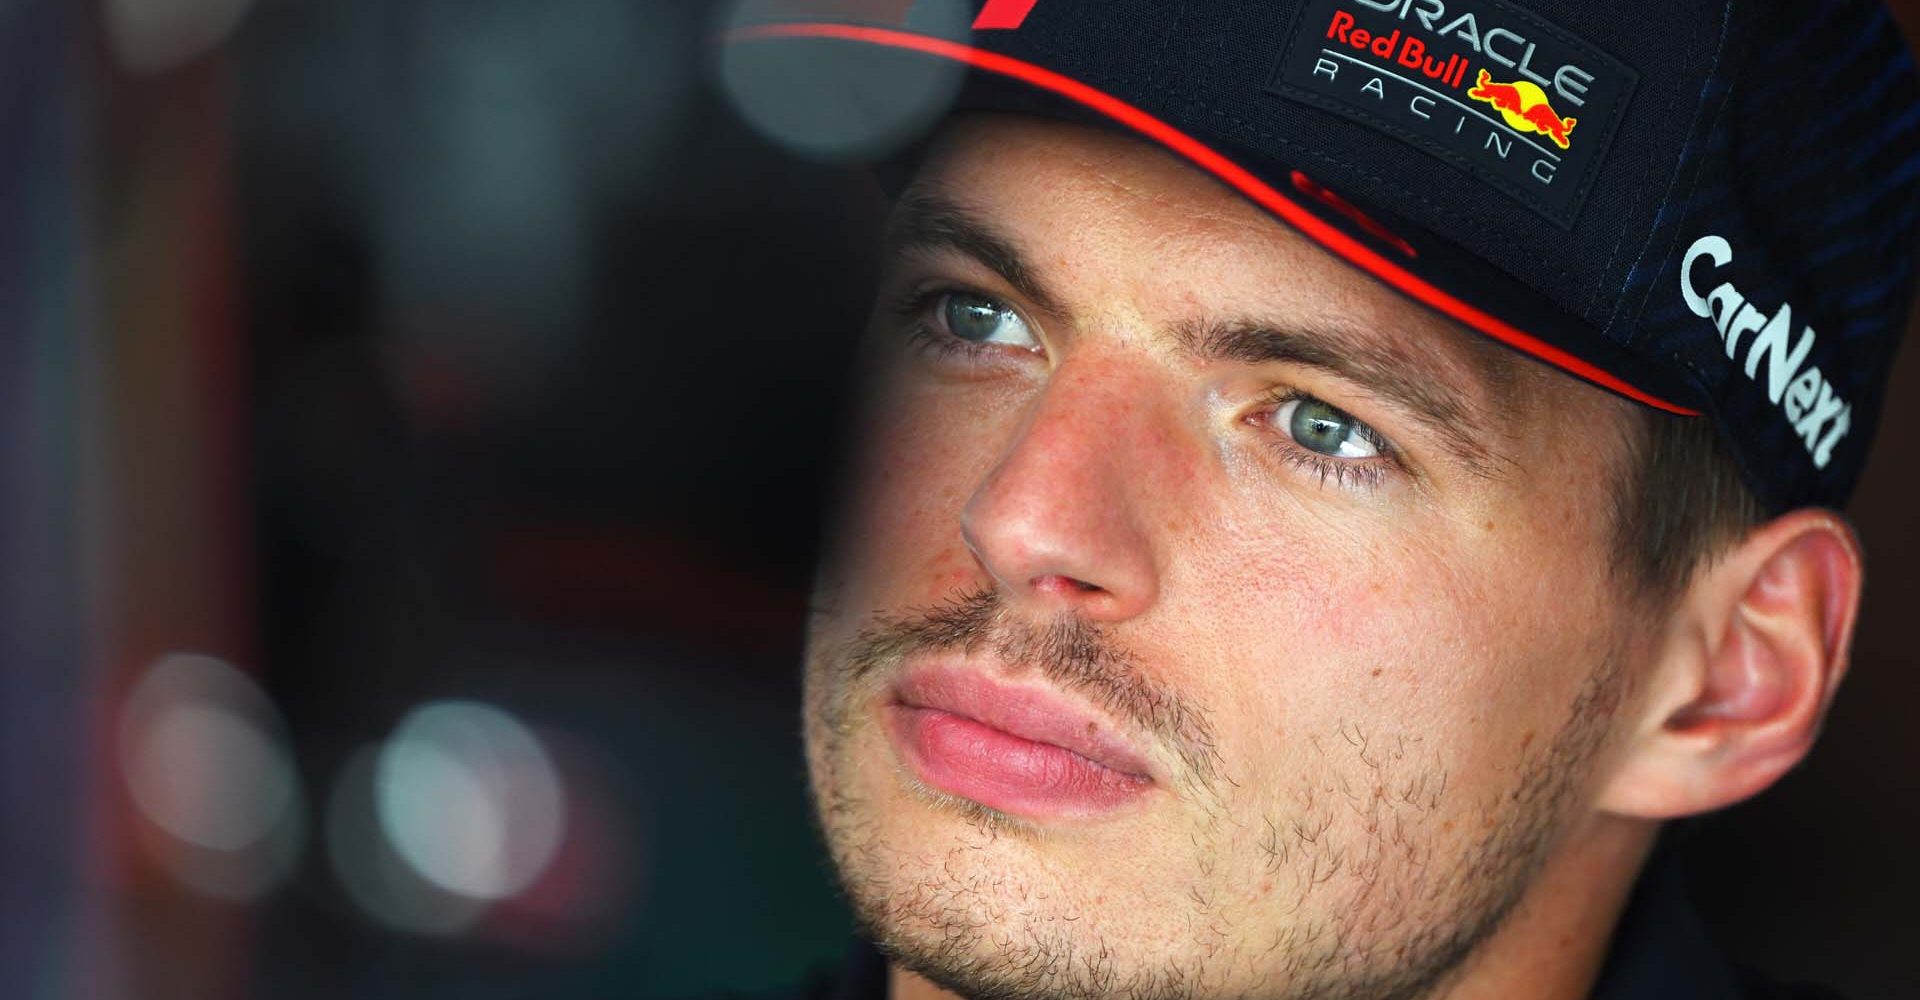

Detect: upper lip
890,662,1157,781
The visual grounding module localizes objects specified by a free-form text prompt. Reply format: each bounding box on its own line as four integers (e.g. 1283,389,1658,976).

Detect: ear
1596,509,1862,819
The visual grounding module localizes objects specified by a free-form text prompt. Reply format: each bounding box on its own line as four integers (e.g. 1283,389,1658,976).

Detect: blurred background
0,1,1915,998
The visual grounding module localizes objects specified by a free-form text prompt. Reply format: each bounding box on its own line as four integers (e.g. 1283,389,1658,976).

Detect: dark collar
1589,835,1748,1000
829,840,1747,1000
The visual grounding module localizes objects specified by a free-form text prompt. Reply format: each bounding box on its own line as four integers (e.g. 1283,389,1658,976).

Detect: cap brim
728,21,1704,416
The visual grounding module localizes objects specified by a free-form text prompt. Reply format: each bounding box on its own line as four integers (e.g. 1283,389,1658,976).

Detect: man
722,1,1918,998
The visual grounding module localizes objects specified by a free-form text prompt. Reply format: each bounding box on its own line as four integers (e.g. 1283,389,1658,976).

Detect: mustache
841,586,1224,792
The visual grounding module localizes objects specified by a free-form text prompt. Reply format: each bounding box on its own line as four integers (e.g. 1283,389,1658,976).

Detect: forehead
902,114,1545,400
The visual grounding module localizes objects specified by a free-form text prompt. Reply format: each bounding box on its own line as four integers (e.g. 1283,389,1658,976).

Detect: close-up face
802,114,1670,1000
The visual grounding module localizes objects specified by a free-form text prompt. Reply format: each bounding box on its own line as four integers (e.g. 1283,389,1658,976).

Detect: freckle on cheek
923,548,954,572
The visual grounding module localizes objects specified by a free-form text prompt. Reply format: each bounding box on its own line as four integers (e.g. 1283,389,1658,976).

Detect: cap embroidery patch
1269,0,1638,228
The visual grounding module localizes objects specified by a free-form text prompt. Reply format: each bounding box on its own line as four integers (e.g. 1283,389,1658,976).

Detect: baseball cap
720,0,1920,512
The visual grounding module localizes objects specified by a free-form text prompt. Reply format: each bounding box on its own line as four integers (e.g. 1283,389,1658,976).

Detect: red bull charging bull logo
1467,68,1576,150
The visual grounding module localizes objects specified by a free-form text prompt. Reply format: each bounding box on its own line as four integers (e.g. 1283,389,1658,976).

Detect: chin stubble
803,588,1626,1000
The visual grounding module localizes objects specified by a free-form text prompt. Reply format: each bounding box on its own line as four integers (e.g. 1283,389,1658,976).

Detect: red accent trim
972,0,1041,30
727,22,1700,416
1289,170,1417,259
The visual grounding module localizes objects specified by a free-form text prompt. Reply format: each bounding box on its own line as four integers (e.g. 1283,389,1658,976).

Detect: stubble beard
803,586,1625,1000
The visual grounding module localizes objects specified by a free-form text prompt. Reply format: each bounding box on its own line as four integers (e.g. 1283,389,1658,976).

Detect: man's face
804,115,1653,1000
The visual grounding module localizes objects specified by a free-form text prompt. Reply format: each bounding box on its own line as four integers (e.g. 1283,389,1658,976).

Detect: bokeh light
718,0,970,161
102,0,255,74
455,731,642,956
117,653,306,900
375,701,566,902
327,745,489,936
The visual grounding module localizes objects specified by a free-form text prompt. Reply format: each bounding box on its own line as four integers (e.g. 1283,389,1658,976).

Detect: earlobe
1597,511,1862,819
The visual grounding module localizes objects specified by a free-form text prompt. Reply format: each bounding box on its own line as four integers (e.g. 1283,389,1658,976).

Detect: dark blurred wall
232,1,875,995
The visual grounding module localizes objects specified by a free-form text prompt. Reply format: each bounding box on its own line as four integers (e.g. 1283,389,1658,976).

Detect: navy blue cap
723,0,1920,511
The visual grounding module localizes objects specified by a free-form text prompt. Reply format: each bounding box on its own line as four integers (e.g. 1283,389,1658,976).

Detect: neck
1424,814,1658,1000
888,816,1660,1000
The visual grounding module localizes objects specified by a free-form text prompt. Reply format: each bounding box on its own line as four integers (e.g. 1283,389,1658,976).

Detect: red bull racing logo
1269,0,1637,227
1467,69,1576,149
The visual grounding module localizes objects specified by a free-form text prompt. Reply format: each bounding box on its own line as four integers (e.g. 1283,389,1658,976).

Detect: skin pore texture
799,115,1852,1000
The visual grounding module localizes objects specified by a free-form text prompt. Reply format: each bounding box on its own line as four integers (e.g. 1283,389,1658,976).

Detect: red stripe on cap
727,21,1700,416
1290,170,1417,259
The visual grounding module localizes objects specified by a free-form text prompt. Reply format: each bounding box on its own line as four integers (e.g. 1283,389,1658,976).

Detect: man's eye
939,291,1038,349
1273,396,1383,459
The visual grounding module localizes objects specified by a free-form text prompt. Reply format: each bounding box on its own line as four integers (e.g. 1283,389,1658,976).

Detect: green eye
1279,396,1381,459
941,292,1036,347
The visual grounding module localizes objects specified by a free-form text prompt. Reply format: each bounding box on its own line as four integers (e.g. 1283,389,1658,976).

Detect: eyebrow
884,190,1066,317
883,189,1508,476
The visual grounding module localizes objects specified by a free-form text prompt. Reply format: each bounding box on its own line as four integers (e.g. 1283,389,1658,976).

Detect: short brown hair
1611,410,1768,601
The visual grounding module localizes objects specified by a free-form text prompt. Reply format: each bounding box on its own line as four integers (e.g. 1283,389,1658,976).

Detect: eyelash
892,285,1030,366
1250,388,1398,493
890,283,1401,493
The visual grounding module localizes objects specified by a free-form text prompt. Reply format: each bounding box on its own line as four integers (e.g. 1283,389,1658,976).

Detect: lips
882,663,1156,818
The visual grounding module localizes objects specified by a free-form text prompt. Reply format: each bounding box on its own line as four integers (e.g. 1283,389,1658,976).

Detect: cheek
827,384,1017,608
1175,498,1615,788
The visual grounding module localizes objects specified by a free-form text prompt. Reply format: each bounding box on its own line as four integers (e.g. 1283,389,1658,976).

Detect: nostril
1032,574,1104,596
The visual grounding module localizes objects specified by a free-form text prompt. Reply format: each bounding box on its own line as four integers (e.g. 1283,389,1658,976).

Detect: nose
959,360,1164,622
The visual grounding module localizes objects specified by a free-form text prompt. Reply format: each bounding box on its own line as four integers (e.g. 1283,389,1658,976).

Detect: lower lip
885,705,1152,818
